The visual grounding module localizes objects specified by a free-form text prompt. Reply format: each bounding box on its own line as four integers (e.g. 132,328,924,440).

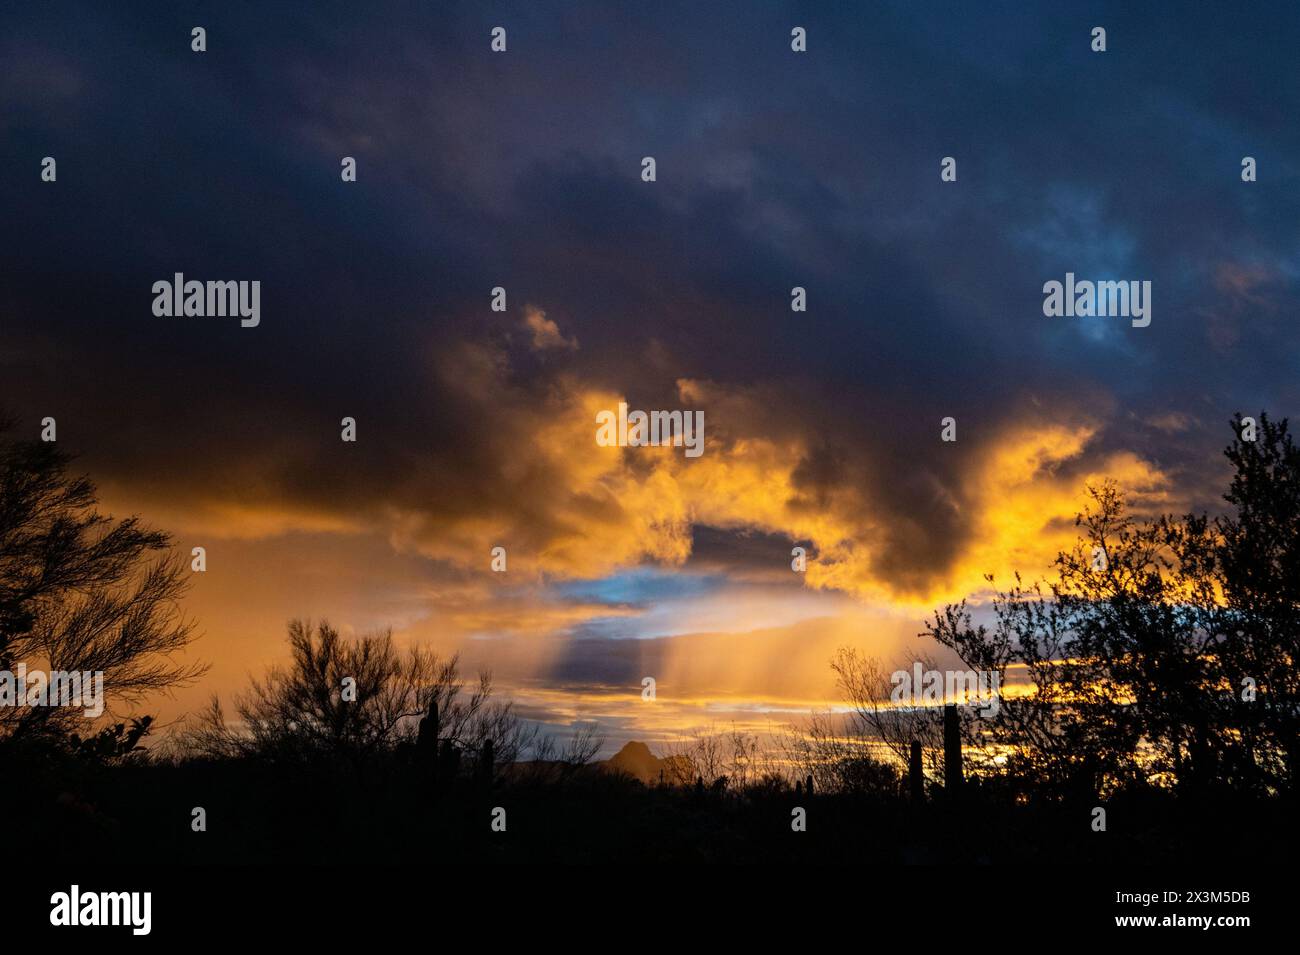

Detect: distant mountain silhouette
599,741,690,784
499,740,688,785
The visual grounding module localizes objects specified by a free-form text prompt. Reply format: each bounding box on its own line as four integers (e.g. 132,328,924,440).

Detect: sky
3,1,1299,755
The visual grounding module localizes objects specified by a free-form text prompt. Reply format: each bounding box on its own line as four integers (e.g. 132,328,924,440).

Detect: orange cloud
124,329,1174,610
523,304,579,352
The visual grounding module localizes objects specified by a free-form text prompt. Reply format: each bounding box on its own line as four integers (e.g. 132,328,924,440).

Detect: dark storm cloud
3,0,1298,594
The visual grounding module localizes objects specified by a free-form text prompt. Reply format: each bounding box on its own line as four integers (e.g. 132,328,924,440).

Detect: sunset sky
3,1,1298,754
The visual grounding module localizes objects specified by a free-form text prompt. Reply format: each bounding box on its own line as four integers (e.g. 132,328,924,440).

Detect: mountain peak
603,740,667,783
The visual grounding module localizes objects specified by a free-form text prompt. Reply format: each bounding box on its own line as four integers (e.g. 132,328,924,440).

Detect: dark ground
7,754,1294,865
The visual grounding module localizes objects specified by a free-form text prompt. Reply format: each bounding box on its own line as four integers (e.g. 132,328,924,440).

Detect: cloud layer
3,1,1297,743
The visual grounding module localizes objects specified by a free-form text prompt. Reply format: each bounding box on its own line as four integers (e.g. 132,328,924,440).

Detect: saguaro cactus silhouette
943,704,963,794
417,699,439,755
414,697,440,787
439,738,461,781
909,740,925,802
475,738,495,789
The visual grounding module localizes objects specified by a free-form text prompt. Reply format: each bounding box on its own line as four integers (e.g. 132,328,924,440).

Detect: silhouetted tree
925,484,1207,796
660,723,776,789
0,420,204,752
186,620,531,768
524,723,603,782
1210,413,1300,792
661,726,728,786
924,414,1300,798
830,648,946,780
782,709,902,796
